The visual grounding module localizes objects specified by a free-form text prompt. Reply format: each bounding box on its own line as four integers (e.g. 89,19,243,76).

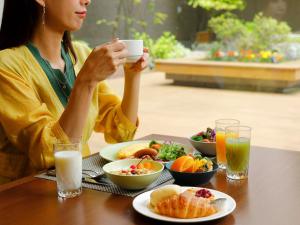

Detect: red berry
197,131,204,136
130,165,136,169
195,189,212,198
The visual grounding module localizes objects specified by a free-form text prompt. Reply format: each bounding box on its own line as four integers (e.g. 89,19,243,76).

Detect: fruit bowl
102,159,164,190
165,160,218,186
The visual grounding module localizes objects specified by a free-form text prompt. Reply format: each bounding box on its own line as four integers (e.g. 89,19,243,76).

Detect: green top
26,43,76,107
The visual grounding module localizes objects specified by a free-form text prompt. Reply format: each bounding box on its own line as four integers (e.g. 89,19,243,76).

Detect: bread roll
150,184,181,207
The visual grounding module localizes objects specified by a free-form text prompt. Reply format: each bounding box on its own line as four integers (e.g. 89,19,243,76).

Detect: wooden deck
155,58,300,92
89,72,300,153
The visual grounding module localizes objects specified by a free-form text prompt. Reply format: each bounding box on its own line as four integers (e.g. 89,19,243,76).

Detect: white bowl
189,138,216,156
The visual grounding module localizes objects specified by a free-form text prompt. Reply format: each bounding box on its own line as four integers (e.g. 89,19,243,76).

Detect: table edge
0,133,298,192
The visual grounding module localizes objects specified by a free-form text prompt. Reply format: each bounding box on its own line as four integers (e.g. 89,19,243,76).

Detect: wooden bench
155,58,300,92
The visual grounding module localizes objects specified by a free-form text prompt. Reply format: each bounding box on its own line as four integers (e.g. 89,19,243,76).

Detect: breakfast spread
117,140,187,162
149,185,217,219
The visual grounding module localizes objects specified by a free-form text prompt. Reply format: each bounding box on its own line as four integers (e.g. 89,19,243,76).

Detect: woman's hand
77,39,128,86
124,48,149,76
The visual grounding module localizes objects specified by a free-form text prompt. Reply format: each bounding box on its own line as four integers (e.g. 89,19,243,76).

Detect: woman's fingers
117,58,127,65
110,40,126,52
112,49,128,60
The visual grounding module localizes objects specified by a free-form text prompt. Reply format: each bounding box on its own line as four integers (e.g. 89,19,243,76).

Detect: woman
0,0,148,183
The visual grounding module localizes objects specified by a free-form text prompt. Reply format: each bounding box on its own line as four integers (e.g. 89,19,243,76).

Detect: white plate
132,187,236,223
99,140,193,162
99,140,150,162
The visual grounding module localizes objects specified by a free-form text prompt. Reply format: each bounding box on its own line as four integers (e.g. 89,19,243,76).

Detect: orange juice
215,119,240,169
216,131,226,168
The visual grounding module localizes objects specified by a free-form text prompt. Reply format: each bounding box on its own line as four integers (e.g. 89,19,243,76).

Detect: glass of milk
54,141,82,198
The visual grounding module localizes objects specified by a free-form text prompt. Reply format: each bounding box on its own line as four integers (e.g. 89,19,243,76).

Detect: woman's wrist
72,78,97,99
75,70,98,91
124,70,141,80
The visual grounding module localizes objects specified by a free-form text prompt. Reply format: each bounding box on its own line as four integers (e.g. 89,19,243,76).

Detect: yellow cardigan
0,42,137,181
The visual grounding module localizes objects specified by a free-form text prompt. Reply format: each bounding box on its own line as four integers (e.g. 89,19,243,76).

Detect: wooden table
1,134,300,225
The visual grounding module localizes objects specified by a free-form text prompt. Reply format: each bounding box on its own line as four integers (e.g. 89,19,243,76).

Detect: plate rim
99,140,193,162
132,187,236,223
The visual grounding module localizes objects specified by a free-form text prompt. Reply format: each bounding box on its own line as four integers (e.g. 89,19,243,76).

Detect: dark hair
0,0,77,62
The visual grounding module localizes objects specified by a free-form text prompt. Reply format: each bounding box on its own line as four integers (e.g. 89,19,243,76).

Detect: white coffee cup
121,40,143,63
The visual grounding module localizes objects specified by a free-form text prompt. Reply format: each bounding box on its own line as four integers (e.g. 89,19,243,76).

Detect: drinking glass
215,119,240,169
225,126,251,180
54,141,82,198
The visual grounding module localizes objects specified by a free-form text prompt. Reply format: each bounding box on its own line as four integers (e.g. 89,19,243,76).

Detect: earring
42,5,46,26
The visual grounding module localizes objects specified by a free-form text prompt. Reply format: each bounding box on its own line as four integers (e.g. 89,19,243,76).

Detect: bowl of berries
189,128,216,156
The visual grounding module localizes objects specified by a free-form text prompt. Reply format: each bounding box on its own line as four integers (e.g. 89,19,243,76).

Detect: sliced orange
184,162,195,173
137,162,153,170
143,162,153,170
171,156,194,172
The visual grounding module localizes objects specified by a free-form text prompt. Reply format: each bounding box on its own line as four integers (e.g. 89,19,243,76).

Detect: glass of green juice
225,126,251,180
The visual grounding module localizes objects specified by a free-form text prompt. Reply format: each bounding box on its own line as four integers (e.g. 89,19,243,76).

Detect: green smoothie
226,137,250,172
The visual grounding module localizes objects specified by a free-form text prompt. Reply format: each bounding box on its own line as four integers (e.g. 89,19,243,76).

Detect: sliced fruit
137,162,153,170
171,156,194,172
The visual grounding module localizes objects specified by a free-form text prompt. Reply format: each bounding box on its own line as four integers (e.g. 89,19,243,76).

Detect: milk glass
54,141,82,198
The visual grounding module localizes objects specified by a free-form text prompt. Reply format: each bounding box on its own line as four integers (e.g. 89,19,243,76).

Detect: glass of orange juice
215,119,240,169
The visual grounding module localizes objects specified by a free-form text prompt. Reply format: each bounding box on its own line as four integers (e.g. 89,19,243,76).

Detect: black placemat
35,154,174,197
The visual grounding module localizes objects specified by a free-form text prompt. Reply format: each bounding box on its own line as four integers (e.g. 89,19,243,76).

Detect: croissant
151,188,217,219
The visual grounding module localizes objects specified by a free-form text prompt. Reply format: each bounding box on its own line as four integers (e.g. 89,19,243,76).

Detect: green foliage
133,32,154,51
96,0,167,38
96,19,118,29
209,12,291,51
153,32,190,59
187,0,245,11
208,13,247,49
153,12,168,25
250,13,291,51
134,32,190,59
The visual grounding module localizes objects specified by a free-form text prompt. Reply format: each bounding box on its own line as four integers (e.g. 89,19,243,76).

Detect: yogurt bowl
103,159,164,190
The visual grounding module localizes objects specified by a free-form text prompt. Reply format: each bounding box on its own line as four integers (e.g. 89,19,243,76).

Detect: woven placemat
35,154,174,197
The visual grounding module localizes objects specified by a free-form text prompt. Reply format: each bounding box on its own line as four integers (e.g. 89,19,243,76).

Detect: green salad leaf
149,140,158,147
157,142,186,161
193,152,203,160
